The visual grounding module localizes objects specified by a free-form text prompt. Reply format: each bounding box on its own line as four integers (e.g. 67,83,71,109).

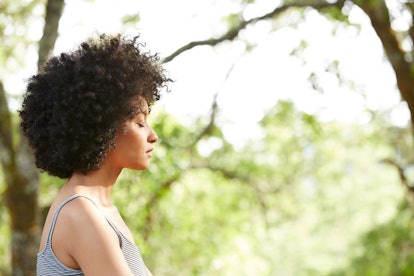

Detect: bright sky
6,0,408,146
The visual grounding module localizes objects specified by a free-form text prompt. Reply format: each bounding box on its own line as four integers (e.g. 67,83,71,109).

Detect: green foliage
330,202,414,276
145,170,259,275
319,5,351,24
222,13,243,30
108,100,409,275
121,13,141,26
0,0,44,70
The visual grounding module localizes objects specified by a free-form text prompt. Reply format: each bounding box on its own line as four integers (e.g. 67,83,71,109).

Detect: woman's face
105,101,158,171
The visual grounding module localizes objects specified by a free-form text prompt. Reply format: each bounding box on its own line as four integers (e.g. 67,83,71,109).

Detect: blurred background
1,0,414,275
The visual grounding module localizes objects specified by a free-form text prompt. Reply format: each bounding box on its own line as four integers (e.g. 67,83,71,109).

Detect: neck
62,164,122,206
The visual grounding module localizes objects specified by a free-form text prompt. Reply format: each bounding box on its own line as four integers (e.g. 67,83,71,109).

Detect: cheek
123,132,146,150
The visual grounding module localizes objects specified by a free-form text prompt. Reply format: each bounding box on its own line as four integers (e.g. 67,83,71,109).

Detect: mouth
146,148,153,157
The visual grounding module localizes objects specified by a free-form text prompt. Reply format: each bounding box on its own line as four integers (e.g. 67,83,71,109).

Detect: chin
130,163,150,171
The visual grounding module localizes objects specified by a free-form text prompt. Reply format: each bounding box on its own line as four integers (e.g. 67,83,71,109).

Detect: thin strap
106,219,125,247
45,194,98,247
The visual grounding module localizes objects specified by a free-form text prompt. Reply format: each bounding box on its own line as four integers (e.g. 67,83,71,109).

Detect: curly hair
19,33,170,179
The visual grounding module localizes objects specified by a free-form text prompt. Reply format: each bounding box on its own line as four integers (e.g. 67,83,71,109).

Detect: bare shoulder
52,196,133,275
57,196,107,226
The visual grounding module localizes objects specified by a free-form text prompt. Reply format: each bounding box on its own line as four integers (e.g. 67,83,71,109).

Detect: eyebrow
139,109,149,118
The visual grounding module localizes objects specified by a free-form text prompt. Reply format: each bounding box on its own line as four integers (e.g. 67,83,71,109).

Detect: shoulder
55,196,109,234
55,195,117,252
59,196,105,223
52,196,133,275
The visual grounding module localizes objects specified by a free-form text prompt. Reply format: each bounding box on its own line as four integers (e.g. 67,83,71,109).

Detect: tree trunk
37,0,65,71
1,80,40,275
356,0,414,132
354,0,414,201
0,0,65,274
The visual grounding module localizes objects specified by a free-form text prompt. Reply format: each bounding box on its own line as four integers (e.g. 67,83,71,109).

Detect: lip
146,148,153,157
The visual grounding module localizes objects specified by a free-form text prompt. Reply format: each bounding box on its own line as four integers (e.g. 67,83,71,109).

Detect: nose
148,127,158,143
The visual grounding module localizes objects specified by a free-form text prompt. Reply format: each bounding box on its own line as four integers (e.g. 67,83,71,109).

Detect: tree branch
191,60,237,146
380,158,414,208
162,0,346,63
37,0,65,70
142,172,182,241
356,0,414,126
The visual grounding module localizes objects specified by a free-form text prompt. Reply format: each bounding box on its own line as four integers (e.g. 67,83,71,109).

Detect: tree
0,0,64,274
164,0,412,132
162,0,414,198
1,0,413,274
119,100,405,275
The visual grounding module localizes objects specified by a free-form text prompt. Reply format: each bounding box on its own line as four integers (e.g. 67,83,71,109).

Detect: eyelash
137,122,145,128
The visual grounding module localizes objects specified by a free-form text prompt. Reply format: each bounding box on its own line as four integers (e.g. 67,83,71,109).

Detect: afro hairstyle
19,33,170,179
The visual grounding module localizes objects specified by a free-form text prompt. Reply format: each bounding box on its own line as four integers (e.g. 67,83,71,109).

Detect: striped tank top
37,195,148,276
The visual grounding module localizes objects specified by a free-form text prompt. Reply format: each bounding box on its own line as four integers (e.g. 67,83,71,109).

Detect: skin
38,101,157,276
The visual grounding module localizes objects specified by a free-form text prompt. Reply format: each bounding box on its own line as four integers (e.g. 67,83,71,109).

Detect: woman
19,33,170,275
